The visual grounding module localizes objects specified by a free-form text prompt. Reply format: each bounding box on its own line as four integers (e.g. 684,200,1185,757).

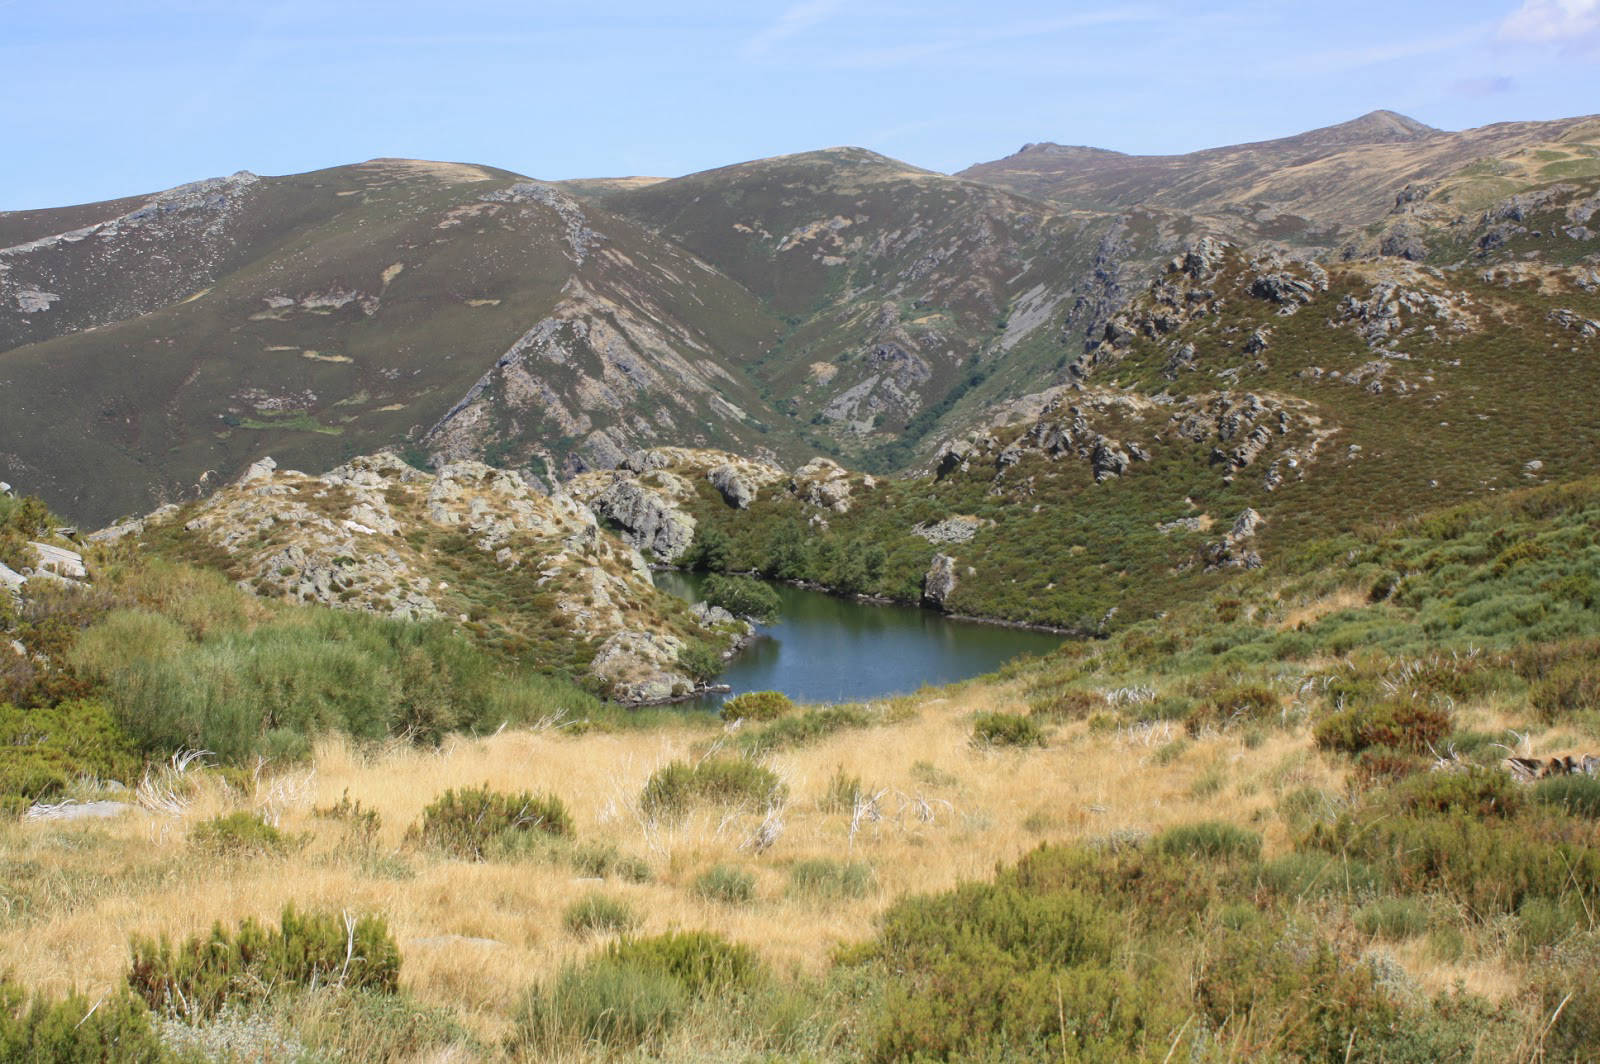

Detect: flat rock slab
24,800,136,822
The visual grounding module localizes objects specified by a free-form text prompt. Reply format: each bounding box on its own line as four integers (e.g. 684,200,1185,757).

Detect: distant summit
959,110,1589,227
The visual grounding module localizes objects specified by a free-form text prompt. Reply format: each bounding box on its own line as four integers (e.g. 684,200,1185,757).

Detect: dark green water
654,571,1064,709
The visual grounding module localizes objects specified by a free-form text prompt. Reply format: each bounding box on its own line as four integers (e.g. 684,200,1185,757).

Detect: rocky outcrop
589,478,697,563
923,553,958,608
1201,508,1265,571
119,451,715,703
793,457,857,513
913,516,985,545
708,463,760,509
1550,309,1600,337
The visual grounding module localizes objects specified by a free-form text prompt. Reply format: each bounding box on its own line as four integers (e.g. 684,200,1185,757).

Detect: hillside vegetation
6,468,1600,1059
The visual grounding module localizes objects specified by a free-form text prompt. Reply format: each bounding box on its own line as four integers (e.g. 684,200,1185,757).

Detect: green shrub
1355,897,1431,940
738,705,874,756
819,765,866,813
721,690,794,722
1027,687,1107,722
605,931,765,994
0,979,168,1062
869,882,1173,1061
787,859,875,901
1313,697,1452,754
1391,768,1524,818
702,575,781,623
127,905,400,1020
693,865,756,905
1186,683,1279,735
409,785,572,860
674,642,724,683
511,958,686,1053
563,893,641,936
1153,821,1262,862
0,698,140,814
1517,896,1584,952
1533,774,1600,817
970,711,1045,747
1261,852,1383,899
189,811,289,857
639,757,786,820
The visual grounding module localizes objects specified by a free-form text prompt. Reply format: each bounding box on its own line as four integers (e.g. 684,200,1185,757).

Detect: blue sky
3,0,1598,210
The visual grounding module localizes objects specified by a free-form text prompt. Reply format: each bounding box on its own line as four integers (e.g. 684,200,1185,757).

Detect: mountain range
2,110,1597,529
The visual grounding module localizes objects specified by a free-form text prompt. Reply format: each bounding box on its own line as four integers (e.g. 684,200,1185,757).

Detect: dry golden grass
0,675,1530,1049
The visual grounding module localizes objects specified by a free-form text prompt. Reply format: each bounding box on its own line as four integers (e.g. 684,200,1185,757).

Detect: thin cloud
1452,74,1516,95
829,7,1157,69
1501,0,1600,42
1278,22,1495,76
742,0,846,59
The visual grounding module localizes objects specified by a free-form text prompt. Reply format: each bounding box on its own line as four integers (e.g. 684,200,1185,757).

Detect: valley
4,104,1600,1061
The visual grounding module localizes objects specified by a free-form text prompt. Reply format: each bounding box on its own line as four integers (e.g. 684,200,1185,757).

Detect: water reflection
654,570,1064,710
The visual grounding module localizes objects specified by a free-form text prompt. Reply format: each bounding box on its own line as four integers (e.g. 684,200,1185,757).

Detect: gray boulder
708,464,759,509
591,480,696,563
923,553,958,608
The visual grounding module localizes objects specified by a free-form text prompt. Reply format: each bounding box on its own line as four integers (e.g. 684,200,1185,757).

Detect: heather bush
970,711,1045,747
127,905,400,1020
410,785,572,860
693,865,756,905
720,689,794,722
639,757,786,820
190,811,290,857
0,979,167,1062
562,893,641,936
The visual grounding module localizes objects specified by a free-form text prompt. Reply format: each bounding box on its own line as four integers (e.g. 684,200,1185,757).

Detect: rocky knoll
113,452,734,702
567,448,789,561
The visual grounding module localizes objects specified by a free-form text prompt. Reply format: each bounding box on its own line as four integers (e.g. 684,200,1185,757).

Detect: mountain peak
1287,110,1443,149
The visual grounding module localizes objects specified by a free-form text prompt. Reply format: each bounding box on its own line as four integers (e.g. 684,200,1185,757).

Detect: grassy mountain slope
7,471,1600,1059
0,161,798,525
579,148,1211,468
962,111,1600,245
619,241,1598,632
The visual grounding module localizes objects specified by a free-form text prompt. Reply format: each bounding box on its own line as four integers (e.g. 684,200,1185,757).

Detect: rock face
122,451,715,702
1201,508,1266,570
793,457,855,513
589,478,697,563
569,447,788,554
708,463,760,509
923,553,959,608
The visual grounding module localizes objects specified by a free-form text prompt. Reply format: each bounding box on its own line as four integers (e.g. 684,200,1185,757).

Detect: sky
2,0,1598,210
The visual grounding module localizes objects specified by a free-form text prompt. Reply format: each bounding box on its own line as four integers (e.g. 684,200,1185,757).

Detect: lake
653,570,1065,710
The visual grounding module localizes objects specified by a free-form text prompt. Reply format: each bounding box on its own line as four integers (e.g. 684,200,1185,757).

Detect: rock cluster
121,452,708,702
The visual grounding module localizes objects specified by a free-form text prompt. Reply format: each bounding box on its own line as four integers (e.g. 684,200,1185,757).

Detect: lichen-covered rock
913,516,985,545
793,457,855,513
923,553,958,608
589,479,696,562
589,629,692,703
708,463,759,509
111,452,715,702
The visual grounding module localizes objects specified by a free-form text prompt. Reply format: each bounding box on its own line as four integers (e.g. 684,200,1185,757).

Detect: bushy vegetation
0,697,138,813
511,930,767,1055
189,811,291,857
692,865,756,905
639,757,787,820
409,785,573,860
720,689,794,722
563,893,642,936
971,711,1045,747
0,979,168,1062
701,574,781,623
127,905,400,1020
